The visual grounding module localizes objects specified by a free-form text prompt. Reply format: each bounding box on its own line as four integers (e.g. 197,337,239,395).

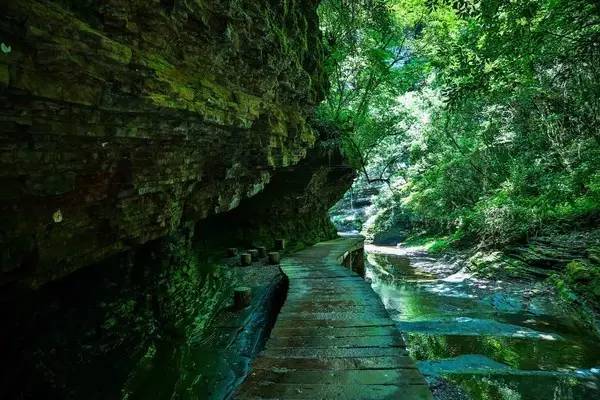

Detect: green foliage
549,260,600,312
424,237,452,253
1,42,11,54
317,0,425,180
323,0,600,247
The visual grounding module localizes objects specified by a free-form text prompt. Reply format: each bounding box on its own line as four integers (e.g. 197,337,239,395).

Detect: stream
365,244,600,400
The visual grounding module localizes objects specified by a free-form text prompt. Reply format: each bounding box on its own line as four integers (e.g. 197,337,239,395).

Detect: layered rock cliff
0,0,326,288
0,1,357,399
198,142,355,251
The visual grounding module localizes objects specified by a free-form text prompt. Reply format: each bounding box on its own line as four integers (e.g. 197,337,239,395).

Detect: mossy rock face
197,144,356,252
567,260,592,282
0,1,335,398
2,226,241,399
468,251,529,279
466,229,600,330
564,260,600,301
0,0,326,288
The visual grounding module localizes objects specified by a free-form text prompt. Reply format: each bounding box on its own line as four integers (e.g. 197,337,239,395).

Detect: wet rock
0,0,326,288
427,377,471,400
0,1,335,398
196,145,356,251
468,251,528,278
468,229,600,330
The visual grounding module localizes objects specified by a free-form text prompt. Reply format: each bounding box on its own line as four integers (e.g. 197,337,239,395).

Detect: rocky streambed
365,244,600,400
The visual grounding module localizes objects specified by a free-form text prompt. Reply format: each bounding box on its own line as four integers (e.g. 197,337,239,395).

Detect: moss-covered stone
197,143,356,252
2,226,238,399
466,229,600,332
0,1,336,398
0,0,326,288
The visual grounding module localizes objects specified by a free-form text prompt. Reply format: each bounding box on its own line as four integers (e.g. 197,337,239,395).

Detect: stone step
270,325,401,338
237,382,432,400
266,334,406,349
251,355,420,371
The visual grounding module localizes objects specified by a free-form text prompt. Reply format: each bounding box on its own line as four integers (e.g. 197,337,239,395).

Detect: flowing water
365,244,600,400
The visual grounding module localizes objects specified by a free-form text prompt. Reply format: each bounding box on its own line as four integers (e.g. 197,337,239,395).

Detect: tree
320,0,600,246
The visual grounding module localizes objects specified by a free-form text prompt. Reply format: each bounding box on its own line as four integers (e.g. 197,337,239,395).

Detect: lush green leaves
320,0,600,247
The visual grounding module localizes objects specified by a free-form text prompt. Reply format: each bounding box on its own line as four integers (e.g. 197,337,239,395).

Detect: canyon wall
0,1,357,398
197,143,356,251
0,0,326,288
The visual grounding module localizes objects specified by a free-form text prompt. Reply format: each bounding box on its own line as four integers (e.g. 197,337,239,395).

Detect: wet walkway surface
365,244,600,400
236,237,432,399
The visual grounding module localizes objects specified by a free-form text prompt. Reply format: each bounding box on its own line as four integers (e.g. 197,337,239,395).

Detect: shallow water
365,244,600,400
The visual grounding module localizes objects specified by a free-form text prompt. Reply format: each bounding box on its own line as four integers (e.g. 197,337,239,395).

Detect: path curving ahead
236,237,432,400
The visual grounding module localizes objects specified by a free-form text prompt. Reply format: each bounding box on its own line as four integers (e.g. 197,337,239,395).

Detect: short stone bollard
248,249,259,261
275,239,286,250
227,247,238,257
240,253,252,266
268,251,280,265
234,287,251,309
257,246,267,258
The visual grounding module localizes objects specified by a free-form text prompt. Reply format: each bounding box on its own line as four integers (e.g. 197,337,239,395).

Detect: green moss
20,0,132,66
427,238,451,253
565,260,600,300
567,260,593,282
97,37,132,65
140,52,275,130
403,235,454,254
546,260,600,332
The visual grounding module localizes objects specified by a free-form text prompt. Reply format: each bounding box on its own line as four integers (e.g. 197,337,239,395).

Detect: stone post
240,253,251,266
268,251,280,265
234,287,251,309
257,246,267,258
248,249,259,261
275,239,286,250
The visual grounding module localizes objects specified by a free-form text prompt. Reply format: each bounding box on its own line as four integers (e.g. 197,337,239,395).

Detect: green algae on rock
0,0,326,288
0,1,355,399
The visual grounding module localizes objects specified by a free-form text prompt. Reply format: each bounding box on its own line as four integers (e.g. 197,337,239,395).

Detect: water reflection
365,245,600,400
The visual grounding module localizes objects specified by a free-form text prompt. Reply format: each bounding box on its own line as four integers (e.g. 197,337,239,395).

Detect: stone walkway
236,237,432,399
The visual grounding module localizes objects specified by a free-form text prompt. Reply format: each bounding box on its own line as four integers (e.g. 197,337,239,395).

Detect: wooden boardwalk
236,237,432,400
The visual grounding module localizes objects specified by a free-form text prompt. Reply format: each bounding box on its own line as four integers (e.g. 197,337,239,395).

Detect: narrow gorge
1,1,599,400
